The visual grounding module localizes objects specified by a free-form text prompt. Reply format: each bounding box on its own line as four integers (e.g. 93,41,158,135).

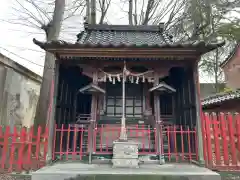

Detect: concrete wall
0,54,41,128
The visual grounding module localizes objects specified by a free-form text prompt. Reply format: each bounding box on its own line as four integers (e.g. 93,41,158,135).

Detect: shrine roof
220,42,240,68
33,24,224,53
76,23,171,47
201,90,240,107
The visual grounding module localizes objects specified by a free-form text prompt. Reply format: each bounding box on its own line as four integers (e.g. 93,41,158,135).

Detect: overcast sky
0,0,132,76
0,0,216,83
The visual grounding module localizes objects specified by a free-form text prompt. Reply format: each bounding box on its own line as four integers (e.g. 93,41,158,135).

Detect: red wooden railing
53,124,198,163
0,126,48,173
4,112,240,173
202,113,240,171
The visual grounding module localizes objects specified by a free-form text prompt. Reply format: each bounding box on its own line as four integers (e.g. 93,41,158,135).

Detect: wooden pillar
193,62,205,165
89,71,98,163
46,61,59,163
153,73,164,164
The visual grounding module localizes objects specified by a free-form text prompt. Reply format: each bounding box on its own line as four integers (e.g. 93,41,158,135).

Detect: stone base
112,139,139,168
32,163,221,180
112,159,139,168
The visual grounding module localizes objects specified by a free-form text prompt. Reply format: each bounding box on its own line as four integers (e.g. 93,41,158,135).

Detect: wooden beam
153,72,164,164
51,48,199,59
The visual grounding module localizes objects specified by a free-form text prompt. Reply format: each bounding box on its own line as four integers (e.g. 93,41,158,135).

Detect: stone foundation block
112,158,139,168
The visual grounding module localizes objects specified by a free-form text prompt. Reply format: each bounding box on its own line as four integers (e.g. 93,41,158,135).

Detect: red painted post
52,124,57,160
227,113,237,165
204,113,213,167
43,127,49,161
1,126,10,169
105,125,108,153
220,113,229,165
212,113,221,165
27,127,33,164
235,113,240,161
187,126,192,161
92,126,96,153
60,124,64,160
154,128,158,155
160,125,164,157
100,125,103,153
201,113,207,163
36,126,42,169
148,125,151,152
195,127,198,161
9,127,17,172
66,125,70,160
180,125,184,161
72,125,77,160
173,125,178,162
79,126,83,160
142,125,145,151
167,126,171,161
17,128,26,171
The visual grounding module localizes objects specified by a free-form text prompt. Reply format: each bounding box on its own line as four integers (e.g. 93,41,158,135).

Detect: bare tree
2,0,86,128
98,0,112,24
35,0,66,128
125,0,186,28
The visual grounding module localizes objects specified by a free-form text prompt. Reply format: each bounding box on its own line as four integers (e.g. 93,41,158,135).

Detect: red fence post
204,113,213,168
72,125,77,160
167,126,171,161
35,126,42,167
9,127,18,172
201,113,207,164
1,126,10,170
227,113,237,165
194,126,198,161
17,128,26,171
43,127,49,163
27,127,33,165
59,124,64,160
236,114,240,161
212,113,221,166
66,125,70,161
220,113,229,166
79,125,83,160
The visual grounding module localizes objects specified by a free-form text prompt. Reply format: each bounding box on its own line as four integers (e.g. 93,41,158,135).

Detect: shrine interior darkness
55,63,197,128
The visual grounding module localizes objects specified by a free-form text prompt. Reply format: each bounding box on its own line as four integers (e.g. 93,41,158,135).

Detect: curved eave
220,43,240,68
33,38,225,58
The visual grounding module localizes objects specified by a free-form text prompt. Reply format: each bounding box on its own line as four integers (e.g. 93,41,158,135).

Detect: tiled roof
33,24,225,51
201,90,240,107
77,23,172,47
220,43,240,68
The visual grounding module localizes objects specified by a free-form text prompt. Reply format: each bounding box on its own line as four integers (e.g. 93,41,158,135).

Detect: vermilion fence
0,126,48,173
6,112,240,173
202,113,240,171
53,124,198,163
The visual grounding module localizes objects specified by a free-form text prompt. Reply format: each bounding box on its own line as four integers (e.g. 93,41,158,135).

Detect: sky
0,0,220,83
0,0,130,76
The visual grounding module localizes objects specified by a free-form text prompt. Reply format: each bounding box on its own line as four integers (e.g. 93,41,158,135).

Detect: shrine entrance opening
52,60,198,161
